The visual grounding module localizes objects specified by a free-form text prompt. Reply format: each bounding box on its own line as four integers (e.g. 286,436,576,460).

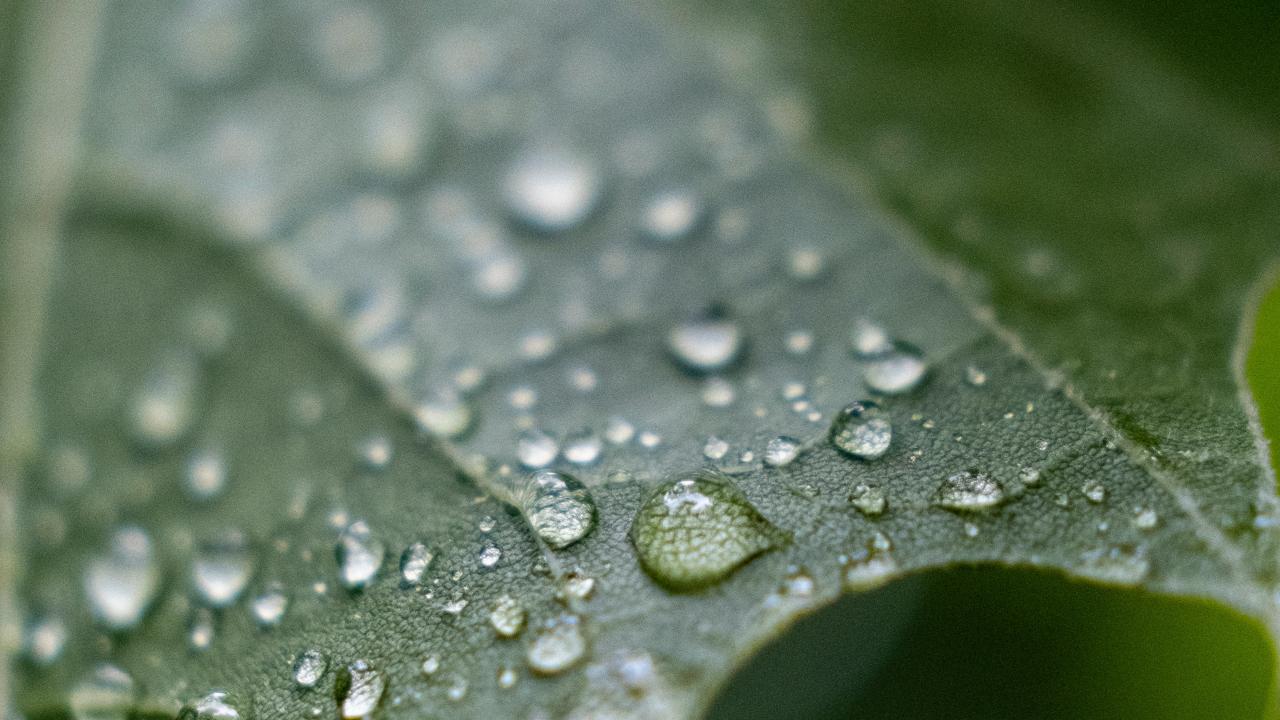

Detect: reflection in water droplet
192,530,253,608
829,401,892,460
630,470,788,591
293,648,327,688
965,366,987,387
69,663,135,720
508,469,597,549
763,436,801,467
504,147,601,233
862,344,927,394
420,655,440,676
526,615,587,675
489,594,526,638
935,470,1004,510
497,665,519,689
337,660,386,719
399,542,434,586
84,526,160,630
336,521,384,591
667,312,743,373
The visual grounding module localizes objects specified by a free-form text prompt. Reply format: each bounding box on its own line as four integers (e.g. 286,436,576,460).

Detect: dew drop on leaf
703,436,730,461
526,615,587,675
84,525,160,630
563,429,603,466
293,648,327,689
183,448,228,501
128,351,200,450
336,659,386,719
336,520,384,591
1082,480,1107,504
667,310,744,374
412,390,473,440
177,689,246,719
629,470,788,591
1133,507,1159,530
848,483,887,516
23,615,67,666
249,583,288,628
187,607,215,652
509,469,597,549
69,663,135,720
841,549,898,591
935,470,1005,511
479,546,502,568
850,319,891,358
641,189,702,242
356,434,393,471
517,428,559,469
862,343,927,395
503,146,600,233
191,529,253,608
604,416,635,445
763,436,801,467
488,594,526,638
829,400,892,460
1077,546,1150,586
398,542,434,586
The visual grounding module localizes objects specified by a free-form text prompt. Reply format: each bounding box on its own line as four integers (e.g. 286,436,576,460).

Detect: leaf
6,1,1279,718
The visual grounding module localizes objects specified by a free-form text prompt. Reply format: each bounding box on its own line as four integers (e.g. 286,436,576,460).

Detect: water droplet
935,470,1004,510
848,484,887,516
641,189,702,242
561,571,596,600
604,416,635,445
504,147,601,233
526,615,587,675
787,247,826,280
128,352,200,450
850,320,891,358
250,583,288,628
785,330,814,355
336,521,384,590
84,526,160,630
184,449,228,501
630,470,788,591
763,436,801,467
337,660,386,719
293,649,327,688
1019,466,1041,486
1077,546,1150,586
862,344,927,394
829,401,892,460
442,597,469,616
488,594,526,638
701,377,737,407
69,664,135,720
964,366,988,386
1133,507,1159,531
480,546,502,567
667,311,744,373
178,690,245,719
1082,481,1107,504
517,429,559,469
399,542,434,586
509,469,597,549
703,436,730,461
479,515,497,533
412,391,473,439
23,615,67,666
497,666,519,689
963,522,980,538
192,530,253,608
309,5,388,85
357,435,393,471
188,607,215,652
841,549,898,591
563,430,603,466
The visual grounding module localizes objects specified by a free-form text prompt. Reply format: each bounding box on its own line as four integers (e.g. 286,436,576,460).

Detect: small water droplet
1019,467,1041,486
23,615,66,666
563,430,603,466
1077,546,1150,586
763,436,801,467
446,676,469,702
1082,481,1107,504
184,449,228,501
935,470,1004,510
787,247,826,280
964,522,980,538
178,689,246,719
701,377,737,407
641,189,702,242
862,344,927,395
848,484,887,516
70,664,135,720
965,366,988,386
604,416,635,445
420,655,440,676
667,310,744,373
356,435,393,471
293,649,327,688
526,615,587,675
84,525,160,630
639,430,662,448
630,470,788,591
841,549,898,591
507,469,597,549
250,583,288,628
829,401,892,460
188,607,215,652
488,594,526,638
497,666,519,689
399,542,434,586
336,521,384,591
413,391,473,439
128,352,200,450
480,546,502,567
517,429,559,469
702,436,730,461
337,660,386,719
850,320,891,358
561,571,596,600
1132,507,1159,530
785,330,814,355
192,530,253,608
504,147,601,233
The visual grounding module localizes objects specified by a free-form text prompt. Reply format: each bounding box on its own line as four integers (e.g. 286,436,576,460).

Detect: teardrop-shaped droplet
526,614,587,675
629,470,788,591
191,530,253,608
69,663,135,720
336,520,384,590
503,147,601,233
336,660,386,719
399,542,434,586
84,526,160,630
177,690,246,719
829,401,892,460
935,470,1004,510
862,343,927,394
509,469,597,549
293,648,327,689
488,594,526,638
763,436,801,467
667,311,743,374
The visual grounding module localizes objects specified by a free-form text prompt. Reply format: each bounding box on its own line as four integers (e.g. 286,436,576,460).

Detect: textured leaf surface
6,0,1280,718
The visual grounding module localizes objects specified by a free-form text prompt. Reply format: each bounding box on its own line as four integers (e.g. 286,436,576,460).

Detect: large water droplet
829,401,892,460
508,469,597,549
178,690,246,719
336,520,384,590
337,660,386,719
935,470,1004,510
526,615,587,675
191,530,253,608
629,470,788,591
667,310,744,374
488,594,526,638
293,648,327,689
84,526,160,630
504,147,601,233
862,344,927,395
70,664,135,720
399,542,434,586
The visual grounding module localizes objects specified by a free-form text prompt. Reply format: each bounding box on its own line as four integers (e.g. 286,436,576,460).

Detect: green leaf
5,0,1278,718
